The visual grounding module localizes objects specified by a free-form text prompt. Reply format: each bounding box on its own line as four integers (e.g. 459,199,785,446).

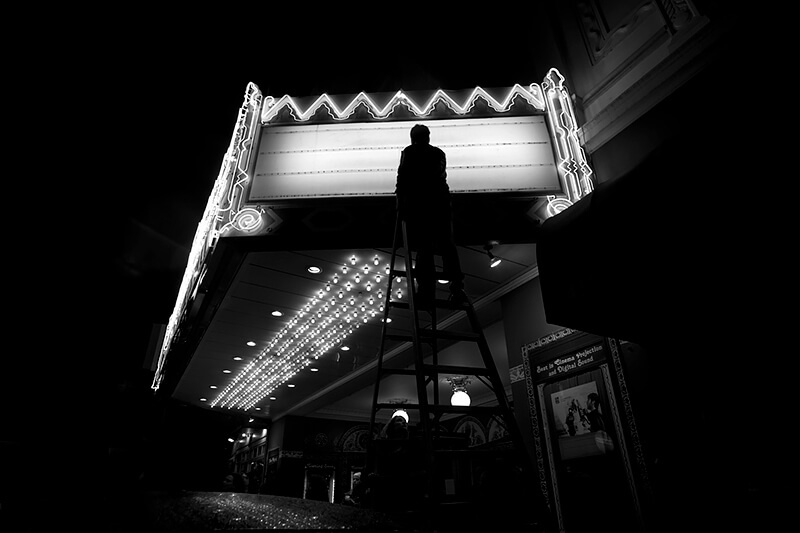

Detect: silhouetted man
395,124,464,308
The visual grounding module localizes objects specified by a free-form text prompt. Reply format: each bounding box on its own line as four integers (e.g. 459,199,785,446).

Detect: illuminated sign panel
153,69,595,397
250,116,560,201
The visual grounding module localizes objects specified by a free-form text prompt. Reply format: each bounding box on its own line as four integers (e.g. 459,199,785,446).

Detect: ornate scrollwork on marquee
542,68,594,217
152,82,263,391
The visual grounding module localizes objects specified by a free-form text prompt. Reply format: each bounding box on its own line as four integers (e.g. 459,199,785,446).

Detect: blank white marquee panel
249,116,560,201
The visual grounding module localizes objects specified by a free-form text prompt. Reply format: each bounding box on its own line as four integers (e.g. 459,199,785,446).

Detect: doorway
303,466,335,503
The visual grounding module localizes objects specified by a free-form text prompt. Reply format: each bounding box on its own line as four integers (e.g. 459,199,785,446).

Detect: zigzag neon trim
261,83,546,123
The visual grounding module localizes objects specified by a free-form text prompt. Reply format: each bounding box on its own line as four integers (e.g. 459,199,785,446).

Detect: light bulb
392,408,409,422
451,390,471,406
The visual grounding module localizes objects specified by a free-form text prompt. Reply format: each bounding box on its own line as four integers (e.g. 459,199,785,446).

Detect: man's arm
396,149,410,216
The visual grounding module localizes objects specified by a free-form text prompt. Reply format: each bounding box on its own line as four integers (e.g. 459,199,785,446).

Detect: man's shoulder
406,144,445,156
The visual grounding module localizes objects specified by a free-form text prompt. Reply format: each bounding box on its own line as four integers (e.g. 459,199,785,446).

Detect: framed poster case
522,329,648,532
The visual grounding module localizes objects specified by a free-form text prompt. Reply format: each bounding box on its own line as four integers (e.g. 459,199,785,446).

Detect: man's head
587,393,599,410
410,124,430,145
386,415,409,439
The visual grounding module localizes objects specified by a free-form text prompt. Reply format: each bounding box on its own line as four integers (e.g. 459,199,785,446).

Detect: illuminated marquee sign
152,69,594,394
250,116,560,201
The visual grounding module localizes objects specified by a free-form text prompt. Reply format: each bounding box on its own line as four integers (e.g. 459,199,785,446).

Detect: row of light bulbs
210,254,406,410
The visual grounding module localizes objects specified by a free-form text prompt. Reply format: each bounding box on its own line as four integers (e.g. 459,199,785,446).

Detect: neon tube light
261,84,545,123
152,82,263,392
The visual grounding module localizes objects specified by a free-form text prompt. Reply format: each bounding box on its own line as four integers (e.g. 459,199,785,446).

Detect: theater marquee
152,69,594,392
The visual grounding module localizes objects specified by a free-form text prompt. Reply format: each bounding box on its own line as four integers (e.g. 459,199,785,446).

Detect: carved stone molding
576,1,657,64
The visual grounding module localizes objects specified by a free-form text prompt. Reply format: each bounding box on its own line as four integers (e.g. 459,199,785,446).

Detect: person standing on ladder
395,124,466,309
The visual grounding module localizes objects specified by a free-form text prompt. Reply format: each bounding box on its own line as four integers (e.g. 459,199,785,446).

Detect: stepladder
366,212,553,529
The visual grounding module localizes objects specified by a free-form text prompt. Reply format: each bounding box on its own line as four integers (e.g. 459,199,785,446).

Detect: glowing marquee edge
151,82,263,392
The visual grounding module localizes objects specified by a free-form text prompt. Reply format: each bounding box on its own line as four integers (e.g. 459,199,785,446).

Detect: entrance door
303,466,335,503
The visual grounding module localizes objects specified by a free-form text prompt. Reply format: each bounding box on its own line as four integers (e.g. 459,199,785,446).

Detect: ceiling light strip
209,254,405,410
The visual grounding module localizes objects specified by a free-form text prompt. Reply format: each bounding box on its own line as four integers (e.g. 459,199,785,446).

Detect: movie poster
550,381,614,460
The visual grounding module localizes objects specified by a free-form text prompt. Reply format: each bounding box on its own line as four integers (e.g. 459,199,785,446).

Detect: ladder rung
433,449,510,456
385,331,479,343
388,299,469,311
380,368,418,376
375,403,421,410
424,330,479,342
421,364,493,377
380,364,492,377
389,269,458,281
375,403,502,415
430,405,502,415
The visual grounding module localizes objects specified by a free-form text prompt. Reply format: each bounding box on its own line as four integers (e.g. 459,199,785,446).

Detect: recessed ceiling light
233,356,243,361
222,369,231,374
246,341,256,346
209,385,217,389
310,368,319,372
287,384,295,388
307,266,321,274
254,407,261,410
340,345,350,351
200,398,207,402
269,397,277,401
271,310,283,317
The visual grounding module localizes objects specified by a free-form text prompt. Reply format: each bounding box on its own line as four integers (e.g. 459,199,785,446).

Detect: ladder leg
401,218,438,502
463,303,553,523
369,214,402,437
